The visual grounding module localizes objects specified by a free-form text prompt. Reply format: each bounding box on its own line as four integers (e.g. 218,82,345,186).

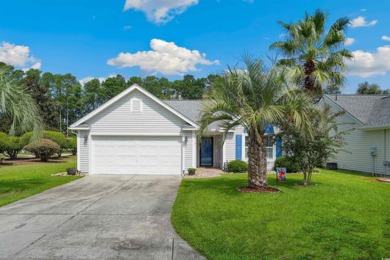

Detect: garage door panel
91,136,182,175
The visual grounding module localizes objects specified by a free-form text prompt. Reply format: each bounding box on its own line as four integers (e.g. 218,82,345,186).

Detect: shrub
227,160,248,173
24,139,60,162
19,132,34,147
20,131,67,157
0,132,23,159
66,137,77,155
0,132,8,153
43,131,66,157
274,156,300,173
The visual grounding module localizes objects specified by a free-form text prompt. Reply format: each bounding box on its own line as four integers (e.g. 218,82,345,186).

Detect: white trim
77,132,80,171
181,136,185,174
70,127,90,130
88,132,92,174
222,138,226,166
70,84,198,129
360,125,390,131
182,127,199,131
90,132,181,136
192,131,196,168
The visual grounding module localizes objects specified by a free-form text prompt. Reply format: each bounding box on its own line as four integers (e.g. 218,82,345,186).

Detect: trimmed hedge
274,156,300,173
227,160,248,173
0,132,23,159
24,139,60,162
66,137,77,155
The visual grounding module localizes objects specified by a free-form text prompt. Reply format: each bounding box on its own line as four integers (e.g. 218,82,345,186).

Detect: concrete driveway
0,175,204,259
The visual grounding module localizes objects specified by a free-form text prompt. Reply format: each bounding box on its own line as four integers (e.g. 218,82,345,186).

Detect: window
130,98,142,112
245,135,274,159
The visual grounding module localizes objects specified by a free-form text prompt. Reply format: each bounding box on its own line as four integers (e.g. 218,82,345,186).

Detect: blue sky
1,0,390,93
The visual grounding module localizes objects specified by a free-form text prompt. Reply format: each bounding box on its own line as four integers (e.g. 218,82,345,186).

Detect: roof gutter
360,125,390,131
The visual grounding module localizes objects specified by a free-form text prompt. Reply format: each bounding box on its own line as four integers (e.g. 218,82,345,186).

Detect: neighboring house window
245,135,274,159
130,98,142,113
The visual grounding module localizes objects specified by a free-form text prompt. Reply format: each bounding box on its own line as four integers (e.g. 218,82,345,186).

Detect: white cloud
381,35,390,42
0,41,41,69
350,16,377,28
79,75,114,85
107,39,219,75
124,0,198,24
360,8,367,12
346,45,390,77
344,38,355,46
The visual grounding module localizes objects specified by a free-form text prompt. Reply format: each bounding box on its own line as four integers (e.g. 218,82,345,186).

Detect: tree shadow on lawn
182,174,316,196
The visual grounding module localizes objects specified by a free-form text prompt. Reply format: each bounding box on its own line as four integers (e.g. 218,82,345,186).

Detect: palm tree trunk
304,60,315,93
247,132,268,188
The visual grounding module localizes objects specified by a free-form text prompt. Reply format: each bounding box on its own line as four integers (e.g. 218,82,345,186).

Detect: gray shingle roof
324,94,390,126
163,100,223,131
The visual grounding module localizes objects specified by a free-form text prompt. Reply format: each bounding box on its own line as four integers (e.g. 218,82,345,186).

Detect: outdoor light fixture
185,136,188,143
84,135,88,145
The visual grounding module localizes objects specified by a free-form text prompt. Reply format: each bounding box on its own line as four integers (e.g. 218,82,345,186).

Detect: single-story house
69,84,281,175
320,94,390,176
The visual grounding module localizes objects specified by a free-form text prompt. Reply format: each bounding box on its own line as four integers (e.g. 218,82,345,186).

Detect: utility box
326,162,338,170
370,147,377,156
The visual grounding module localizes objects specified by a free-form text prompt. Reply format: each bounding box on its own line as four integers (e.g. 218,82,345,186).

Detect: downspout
385,129,387,176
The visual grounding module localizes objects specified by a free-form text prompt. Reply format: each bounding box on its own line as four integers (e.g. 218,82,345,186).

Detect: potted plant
66,168,78,175
188,168,196,176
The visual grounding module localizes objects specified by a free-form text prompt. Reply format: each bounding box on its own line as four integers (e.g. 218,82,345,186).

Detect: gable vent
130,98,142,113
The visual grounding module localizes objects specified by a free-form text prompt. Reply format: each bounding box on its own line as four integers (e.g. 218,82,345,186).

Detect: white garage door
91,136,182,175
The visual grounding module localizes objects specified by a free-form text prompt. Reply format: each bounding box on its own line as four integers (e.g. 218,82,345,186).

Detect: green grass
172,170,390,259
0,156,79,207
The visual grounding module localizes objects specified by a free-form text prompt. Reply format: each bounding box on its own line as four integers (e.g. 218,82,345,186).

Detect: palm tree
270,9,353,97
199,57,314,188
0,67,43,136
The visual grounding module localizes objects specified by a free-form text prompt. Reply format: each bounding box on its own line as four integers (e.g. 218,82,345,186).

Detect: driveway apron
0,175,204,260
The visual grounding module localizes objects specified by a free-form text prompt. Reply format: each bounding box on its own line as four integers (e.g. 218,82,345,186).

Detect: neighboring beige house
320,94,390,176
69,84,281,175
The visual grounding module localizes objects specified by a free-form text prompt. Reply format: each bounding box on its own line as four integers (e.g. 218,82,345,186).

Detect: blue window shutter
235,134,242,160
276,138,282,158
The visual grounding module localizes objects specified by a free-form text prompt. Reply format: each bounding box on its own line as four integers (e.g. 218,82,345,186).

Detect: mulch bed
238,186,281,193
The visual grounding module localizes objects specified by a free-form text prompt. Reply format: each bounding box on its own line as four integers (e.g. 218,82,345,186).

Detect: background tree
270,9,352,98
356,81,389,94
281,105,348,185
200,57,314,189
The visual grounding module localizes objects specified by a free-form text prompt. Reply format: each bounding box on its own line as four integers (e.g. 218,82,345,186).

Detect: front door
200,137,213,167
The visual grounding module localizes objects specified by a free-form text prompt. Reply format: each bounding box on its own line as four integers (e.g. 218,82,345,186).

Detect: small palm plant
0,67,43,136
199,57,315,189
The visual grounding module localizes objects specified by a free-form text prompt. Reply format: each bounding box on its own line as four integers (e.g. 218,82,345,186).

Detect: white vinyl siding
323,97,389,175
87,89,187,135
91,136,182,175
78,130,89,173
183,131,195,169
225,132,236,162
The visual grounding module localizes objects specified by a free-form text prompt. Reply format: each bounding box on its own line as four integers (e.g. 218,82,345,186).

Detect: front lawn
0,156,79,207
172,170,390,259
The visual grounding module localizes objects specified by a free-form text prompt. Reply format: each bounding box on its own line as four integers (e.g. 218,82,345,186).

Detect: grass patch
0,156,79,207
172,170,390,259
